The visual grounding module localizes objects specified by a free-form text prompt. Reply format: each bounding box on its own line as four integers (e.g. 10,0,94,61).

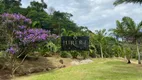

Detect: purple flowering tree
0,13,52,75
1,13,32,51
1,13,50,56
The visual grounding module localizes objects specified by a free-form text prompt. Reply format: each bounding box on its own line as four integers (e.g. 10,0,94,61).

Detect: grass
13,58,142,80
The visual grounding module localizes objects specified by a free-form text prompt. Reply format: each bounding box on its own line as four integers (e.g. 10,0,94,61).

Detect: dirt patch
0,56,85,80
14,56,73,76
0,70,11,80
0,56,72,80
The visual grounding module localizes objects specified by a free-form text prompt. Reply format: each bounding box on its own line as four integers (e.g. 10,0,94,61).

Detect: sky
21,0,142,32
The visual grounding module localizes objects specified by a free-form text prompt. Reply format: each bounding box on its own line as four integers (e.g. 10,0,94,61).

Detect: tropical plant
111,39,123,57
60,51,72,58
109,20,126,41
39,41,58,57
111,16,142,64
89,44,98,58
114,0,142,6
123,17,142,64
0,13,53,75
124,47,132,64
95,29,107,58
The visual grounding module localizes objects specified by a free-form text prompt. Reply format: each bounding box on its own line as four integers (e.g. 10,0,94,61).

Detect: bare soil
0,56,73,80
0,69,11,80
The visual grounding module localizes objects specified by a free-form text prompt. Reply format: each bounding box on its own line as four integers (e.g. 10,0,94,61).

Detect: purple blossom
24,19,32,24
7,47,16,54
15,31,22,35
1,13,57,55
18,25,26,30
41,34,48,40
1,13,32,24
15,29,49,44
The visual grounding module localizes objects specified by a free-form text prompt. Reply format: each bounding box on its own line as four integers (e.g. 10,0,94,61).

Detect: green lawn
13,58,142,80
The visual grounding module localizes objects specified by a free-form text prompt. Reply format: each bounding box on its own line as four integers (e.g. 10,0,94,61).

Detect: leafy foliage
110,16,142,64
114,0,142,6
1,13,51,55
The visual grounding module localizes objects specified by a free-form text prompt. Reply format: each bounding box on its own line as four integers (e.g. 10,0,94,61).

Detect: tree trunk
100,43,103,58
126,56,131,64
122,37,124,42
136,40,141,64
127,59,131,64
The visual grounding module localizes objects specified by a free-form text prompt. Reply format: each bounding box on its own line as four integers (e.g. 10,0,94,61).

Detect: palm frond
122,17,136,32
114,0,142,6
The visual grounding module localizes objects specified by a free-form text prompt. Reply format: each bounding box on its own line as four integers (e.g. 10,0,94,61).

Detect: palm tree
110,20,126,41
111,17,142,64
122,17,142,64
95,29,107,58
112,17,142,64
114,0,142,6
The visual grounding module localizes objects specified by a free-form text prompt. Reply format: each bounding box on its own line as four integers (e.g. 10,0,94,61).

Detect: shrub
70,51,80,59
81,51,89,59
39,41,58,57
60,51,72,58
0,13,52,57
0,13,55,75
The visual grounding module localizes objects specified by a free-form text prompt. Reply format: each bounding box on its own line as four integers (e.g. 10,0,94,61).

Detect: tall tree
111,17,142,64
110,20,126,41
28,0,47,11
0,0,22,13
1,0,21,8
50,11,79,35
95,29,107,58
123,17,142,64
26,0,50,30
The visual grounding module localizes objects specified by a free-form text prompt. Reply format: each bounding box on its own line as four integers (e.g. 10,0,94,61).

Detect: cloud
21,0,142,32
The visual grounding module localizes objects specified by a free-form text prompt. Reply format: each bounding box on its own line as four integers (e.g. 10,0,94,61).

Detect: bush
0,13,57,75
89,45,97,58
39,41,59,57
70,51,80,59
60,51,72,58
81,51,89,59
